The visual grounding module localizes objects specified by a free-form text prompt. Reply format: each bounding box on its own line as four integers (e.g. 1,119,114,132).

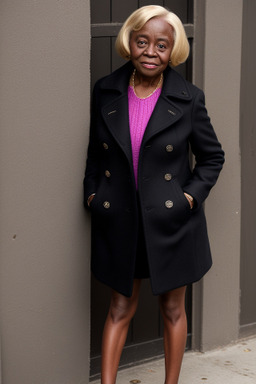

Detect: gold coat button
103,201,110,209
165,200,173,209
164,173,172,181
166,144,173,152
105,170,111,178
103,142,109,150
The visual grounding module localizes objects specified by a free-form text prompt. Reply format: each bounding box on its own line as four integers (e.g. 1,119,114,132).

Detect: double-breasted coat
83,61,225,297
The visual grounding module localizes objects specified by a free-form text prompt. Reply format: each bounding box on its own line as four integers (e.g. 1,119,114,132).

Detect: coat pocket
173,179,191,210
166,178,191,229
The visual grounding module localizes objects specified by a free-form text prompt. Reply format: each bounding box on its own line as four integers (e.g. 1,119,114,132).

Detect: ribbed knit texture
128,85,161,188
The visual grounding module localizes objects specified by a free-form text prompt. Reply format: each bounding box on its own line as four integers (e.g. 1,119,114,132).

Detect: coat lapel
142,67,192,144
102,95,133,166
99,61,192,164
100,62,134,166
141,96,183,145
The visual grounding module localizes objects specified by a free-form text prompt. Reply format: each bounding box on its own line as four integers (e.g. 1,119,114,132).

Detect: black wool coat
84,61,225,297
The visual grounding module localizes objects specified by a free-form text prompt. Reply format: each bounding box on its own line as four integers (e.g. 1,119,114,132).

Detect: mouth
141,62,159,69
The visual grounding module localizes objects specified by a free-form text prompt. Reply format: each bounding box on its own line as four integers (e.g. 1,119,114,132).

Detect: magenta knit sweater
128,85,161,188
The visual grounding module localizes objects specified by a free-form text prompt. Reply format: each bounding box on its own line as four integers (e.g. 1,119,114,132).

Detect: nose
144,43,157,56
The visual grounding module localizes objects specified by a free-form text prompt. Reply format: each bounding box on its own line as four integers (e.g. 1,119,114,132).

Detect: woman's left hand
184,193,194,209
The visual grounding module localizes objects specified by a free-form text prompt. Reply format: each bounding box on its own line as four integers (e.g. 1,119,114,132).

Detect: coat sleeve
83,83,101,208
183,89,225,207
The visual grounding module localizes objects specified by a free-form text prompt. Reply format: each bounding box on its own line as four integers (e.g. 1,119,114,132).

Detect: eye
157,43,166,51
137,40,147,47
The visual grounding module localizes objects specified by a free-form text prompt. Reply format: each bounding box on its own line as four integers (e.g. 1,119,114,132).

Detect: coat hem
92,261,212,298
150,262,212,296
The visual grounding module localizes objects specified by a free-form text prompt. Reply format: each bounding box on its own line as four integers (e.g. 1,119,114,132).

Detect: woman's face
129,17,174,79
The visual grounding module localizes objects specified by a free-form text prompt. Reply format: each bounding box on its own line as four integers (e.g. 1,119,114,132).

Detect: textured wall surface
240,0,256,336
0,1,91,383
200,0,242,350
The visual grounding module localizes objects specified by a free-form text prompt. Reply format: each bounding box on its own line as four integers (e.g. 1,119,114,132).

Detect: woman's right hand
87,193,95,207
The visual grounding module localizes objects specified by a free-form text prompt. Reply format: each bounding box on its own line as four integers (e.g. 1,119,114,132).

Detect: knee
108,296,137,324
159,297,186,326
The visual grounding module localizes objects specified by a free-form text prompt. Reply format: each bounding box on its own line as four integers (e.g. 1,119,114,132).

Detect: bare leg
101,279,141,384
159,286,187,384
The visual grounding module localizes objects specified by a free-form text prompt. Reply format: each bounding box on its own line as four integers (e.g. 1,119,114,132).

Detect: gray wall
193,0,243,351
0,1,91,383
240,0,256,337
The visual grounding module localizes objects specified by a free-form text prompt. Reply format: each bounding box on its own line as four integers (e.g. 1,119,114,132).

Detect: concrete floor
91,337,256,384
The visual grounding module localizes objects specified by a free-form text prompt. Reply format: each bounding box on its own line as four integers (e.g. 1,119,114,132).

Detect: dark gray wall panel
112,0,138,22
132,280,160,342
139,0,164,7
165,0,188,22
111,37,127,72
240,0,256,334
91,0,111,23
91,37,111,87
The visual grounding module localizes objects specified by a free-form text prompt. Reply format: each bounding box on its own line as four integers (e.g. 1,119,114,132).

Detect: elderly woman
84,5,224,384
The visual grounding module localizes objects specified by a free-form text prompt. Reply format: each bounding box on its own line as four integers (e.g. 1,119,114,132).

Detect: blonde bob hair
115,5,190,67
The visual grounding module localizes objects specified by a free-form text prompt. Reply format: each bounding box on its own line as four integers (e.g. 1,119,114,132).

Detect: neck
134,70,162,88
131,69,163,99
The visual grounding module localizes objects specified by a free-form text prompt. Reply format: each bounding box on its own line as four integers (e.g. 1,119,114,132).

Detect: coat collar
99,60,192,101
101,61,191,166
